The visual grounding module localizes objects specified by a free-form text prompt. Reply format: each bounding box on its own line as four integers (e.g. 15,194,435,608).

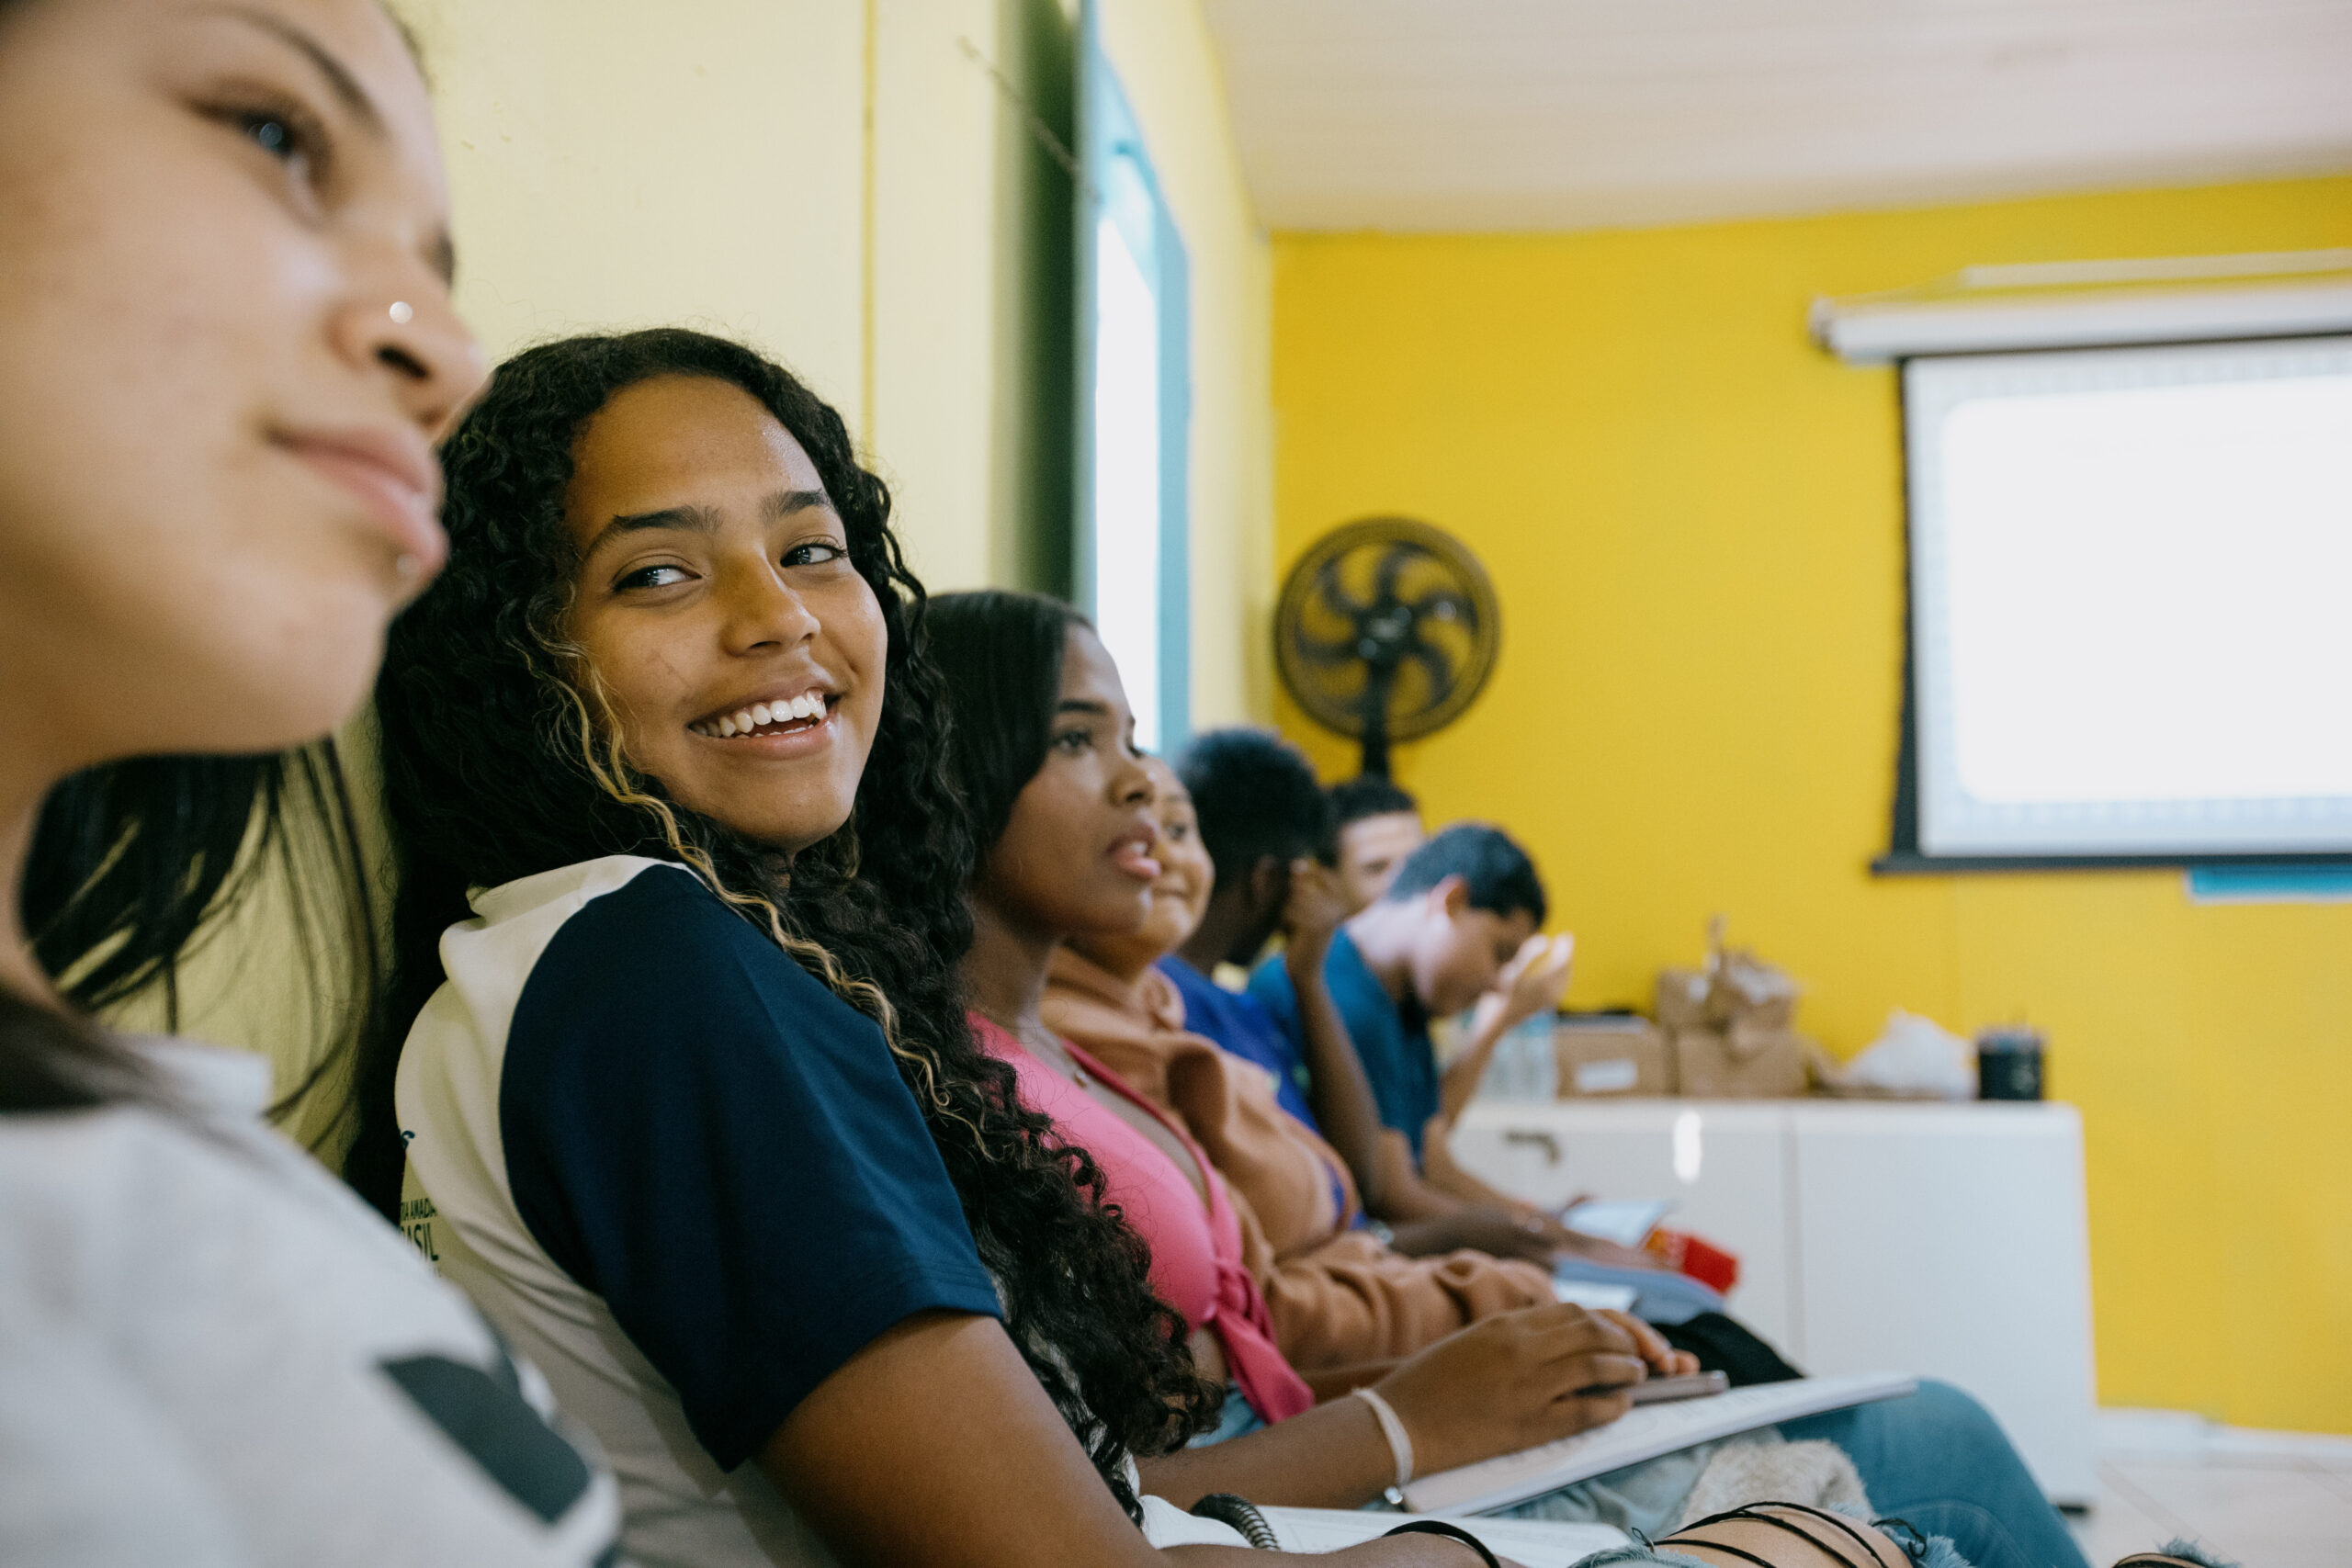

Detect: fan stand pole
1358,660,1396,779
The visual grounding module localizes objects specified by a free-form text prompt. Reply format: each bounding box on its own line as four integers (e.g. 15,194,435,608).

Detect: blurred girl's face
0,0,481,773
978,625,1163,942
1067,759,1208,976
560,375,888,854
1136,762,1211,957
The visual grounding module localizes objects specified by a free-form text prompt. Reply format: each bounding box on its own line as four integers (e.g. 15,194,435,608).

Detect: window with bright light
1904,335,2352,860
1078,20,1189,755
1091,196,1163,748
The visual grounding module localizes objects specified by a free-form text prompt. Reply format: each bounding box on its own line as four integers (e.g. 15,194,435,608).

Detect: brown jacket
1041,948,1552,1371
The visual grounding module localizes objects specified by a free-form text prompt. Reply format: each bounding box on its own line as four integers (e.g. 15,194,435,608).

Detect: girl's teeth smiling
691,693,831,739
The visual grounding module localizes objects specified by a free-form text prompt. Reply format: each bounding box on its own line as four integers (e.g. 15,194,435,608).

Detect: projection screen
1904,334,2352,860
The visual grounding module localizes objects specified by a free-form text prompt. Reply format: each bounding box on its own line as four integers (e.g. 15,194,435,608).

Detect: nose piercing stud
389,300,414,324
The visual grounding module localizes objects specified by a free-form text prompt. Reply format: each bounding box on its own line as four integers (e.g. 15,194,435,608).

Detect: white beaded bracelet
1350,1384,1415,1495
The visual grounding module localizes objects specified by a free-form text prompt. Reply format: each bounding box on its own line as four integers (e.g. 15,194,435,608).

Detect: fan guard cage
1274,516,1500,745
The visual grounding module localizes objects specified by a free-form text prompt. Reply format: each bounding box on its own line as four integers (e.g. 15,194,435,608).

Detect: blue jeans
1778,1382,2088,1568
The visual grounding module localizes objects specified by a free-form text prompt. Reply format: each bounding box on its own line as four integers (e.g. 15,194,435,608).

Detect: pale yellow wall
1271,174,2352,1432
871,0,1007,590
402,0,867,410
402,0,1008,586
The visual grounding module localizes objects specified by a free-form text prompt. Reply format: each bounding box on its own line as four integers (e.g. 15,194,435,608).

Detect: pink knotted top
970,1012,1316,1425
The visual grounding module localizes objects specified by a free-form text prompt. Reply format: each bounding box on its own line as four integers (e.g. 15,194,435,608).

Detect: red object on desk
1645,1227,1741,1294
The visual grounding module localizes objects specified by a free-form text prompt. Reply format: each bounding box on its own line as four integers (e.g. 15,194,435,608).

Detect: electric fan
1274,517,1500,778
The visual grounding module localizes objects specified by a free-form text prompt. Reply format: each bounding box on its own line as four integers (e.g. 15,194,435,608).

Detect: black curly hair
1175,728,1332,891
355,328,1213,1515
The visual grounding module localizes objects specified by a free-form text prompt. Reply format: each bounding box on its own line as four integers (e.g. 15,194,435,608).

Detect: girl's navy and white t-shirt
396,856,1001,1568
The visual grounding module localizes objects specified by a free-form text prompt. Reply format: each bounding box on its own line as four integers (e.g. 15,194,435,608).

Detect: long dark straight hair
923,591,1090,849
361,327,1213,1513
11,747,379,1128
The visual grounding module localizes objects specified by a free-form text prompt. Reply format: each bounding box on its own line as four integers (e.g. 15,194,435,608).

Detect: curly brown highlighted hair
356,328,1213,1515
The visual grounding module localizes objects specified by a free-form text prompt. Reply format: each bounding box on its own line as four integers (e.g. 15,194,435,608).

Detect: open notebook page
1401,1372,1918,1516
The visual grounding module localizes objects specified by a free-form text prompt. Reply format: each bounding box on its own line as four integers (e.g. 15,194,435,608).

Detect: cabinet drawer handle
1503,1129,1561,1164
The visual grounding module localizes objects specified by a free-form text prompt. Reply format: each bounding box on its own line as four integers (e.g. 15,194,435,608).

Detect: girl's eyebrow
204,5,381,131
582,490,832,558
763,488,833,520
583,503,720,558
198,6,460,285
1056,699,1112,716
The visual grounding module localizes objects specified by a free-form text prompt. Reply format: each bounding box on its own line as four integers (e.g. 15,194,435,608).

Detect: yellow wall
1272,175,2352,1433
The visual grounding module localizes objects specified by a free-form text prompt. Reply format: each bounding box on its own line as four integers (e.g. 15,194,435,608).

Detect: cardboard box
1553,1017,1672,1097
1713,964,1798,1029
1654,969,1713,1029
1657,919,1804,1031
1669,1024,1815,1099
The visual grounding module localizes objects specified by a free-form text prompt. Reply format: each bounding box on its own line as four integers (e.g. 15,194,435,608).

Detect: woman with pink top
932,589,1699,1515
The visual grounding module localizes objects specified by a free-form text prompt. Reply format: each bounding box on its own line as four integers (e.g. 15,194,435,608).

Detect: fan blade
1401,584,1480,629
1369,542,1427,610
1404,643,1459,716
1396,620,1468,662
1312,557,1375,620
1288,625,1363,658
1292,630,1368,666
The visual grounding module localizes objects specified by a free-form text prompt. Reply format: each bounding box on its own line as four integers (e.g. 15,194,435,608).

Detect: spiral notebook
1399,1371,1919,1516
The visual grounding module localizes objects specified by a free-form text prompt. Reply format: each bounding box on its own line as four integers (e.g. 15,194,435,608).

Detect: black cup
1975,1028,2045,1101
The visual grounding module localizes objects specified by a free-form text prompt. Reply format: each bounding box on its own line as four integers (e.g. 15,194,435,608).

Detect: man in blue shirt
1250,821,1555,1164
1250,823,1761,1333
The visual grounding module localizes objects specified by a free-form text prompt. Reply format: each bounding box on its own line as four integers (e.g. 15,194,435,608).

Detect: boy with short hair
1250,822,1569,1164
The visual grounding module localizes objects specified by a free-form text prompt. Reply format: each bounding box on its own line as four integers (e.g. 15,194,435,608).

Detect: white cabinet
1449,1099,2099,1506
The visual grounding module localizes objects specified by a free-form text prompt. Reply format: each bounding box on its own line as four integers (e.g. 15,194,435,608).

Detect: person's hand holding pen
1591,1310,1698,1382
1366,1303,1691,1481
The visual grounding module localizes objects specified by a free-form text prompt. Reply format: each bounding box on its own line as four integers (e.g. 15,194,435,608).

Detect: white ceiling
1198,0,2352,232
